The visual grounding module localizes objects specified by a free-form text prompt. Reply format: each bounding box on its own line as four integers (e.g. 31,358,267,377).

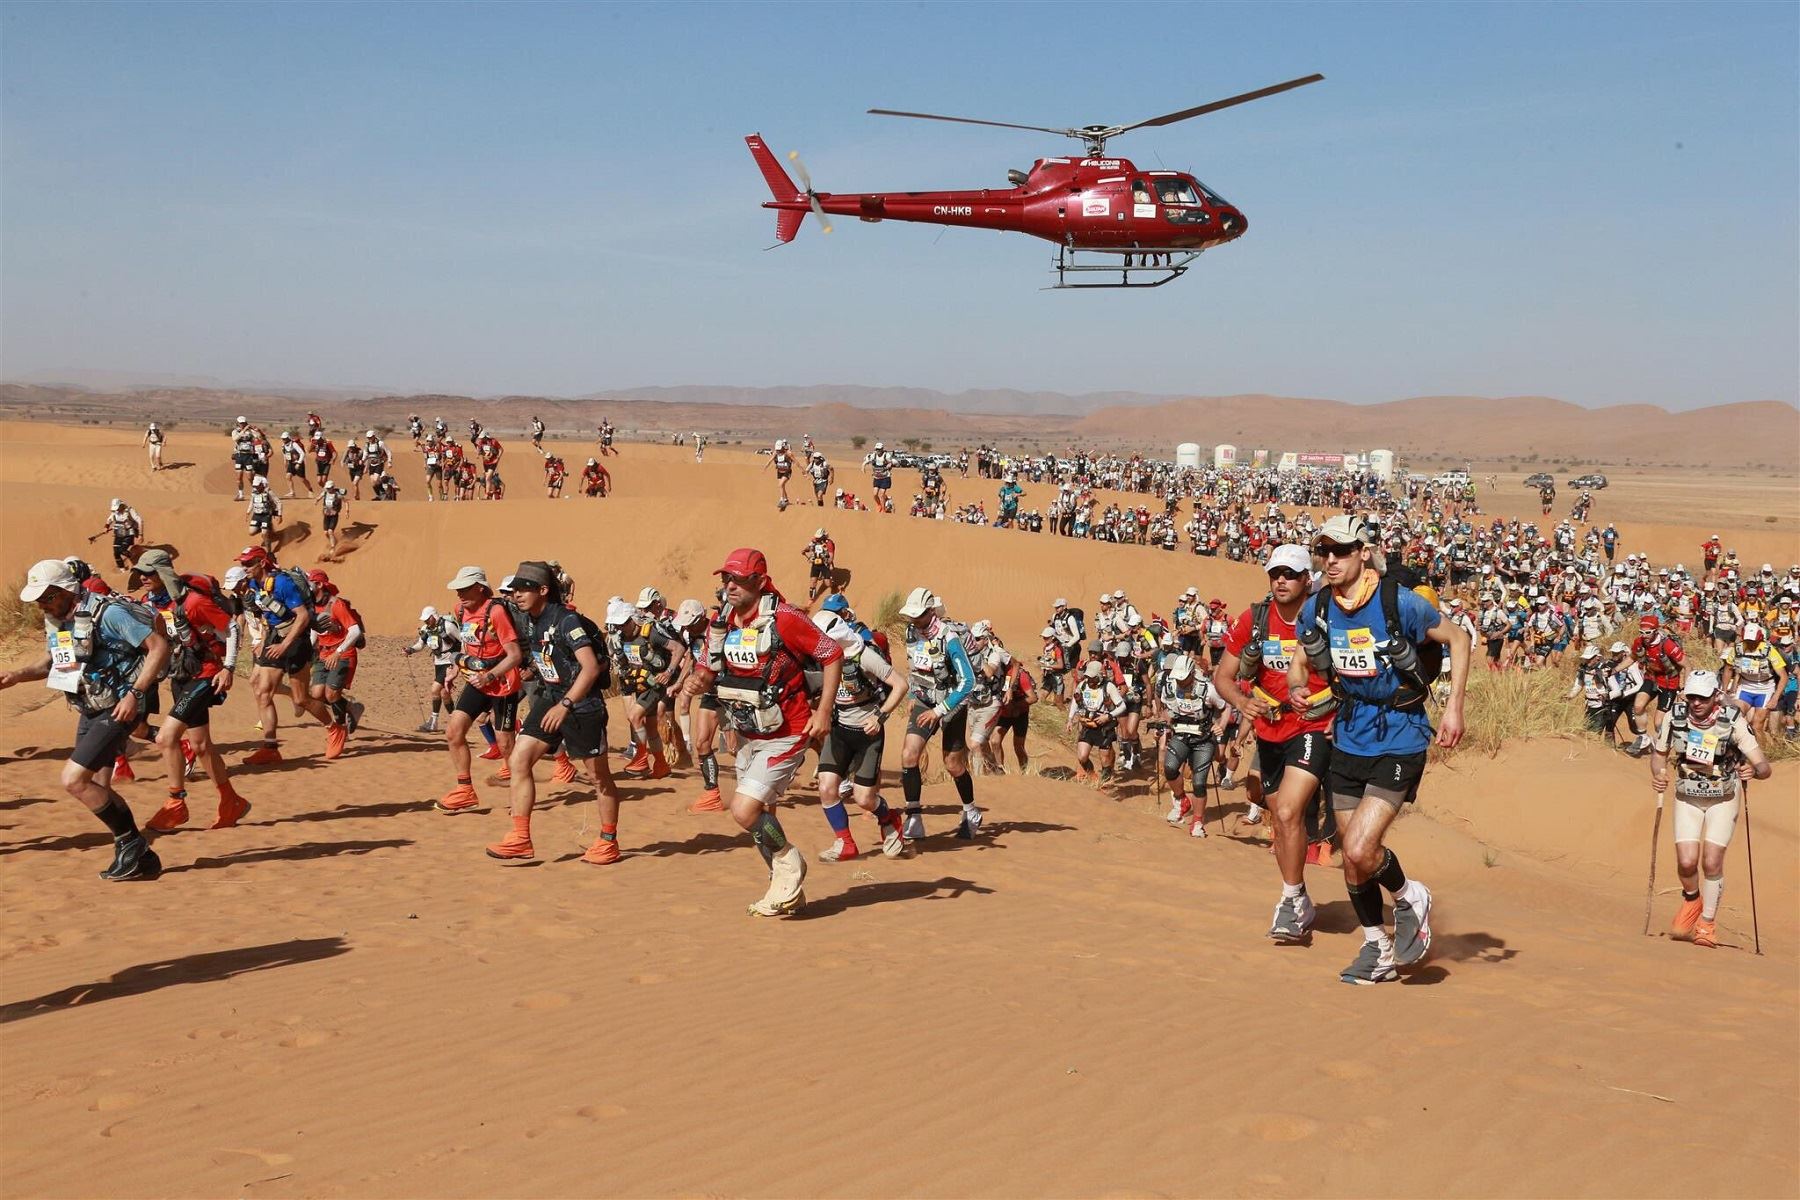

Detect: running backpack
1298,578,1442,712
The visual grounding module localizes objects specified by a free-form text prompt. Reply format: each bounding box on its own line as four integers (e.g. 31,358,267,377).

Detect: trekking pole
1742,781,1762,956
401,651,428,731
1642,785,1664,936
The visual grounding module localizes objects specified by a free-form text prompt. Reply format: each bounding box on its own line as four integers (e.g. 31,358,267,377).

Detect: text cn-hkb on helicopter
746,73,1322,289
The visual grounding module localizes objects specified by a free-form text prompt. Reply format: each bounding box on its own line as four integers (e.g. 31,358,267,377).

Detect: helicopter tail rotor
745,133,809,244
786,150,834,234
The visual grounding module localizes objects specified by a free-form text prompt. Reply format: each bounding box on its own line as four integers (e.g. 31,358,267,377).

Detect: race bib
1329,627,1379,677
46,630,80,694
531,649,561,684
1682,727,1722,766
722,626,765,671
908,640,940,672
1260,636,1296,671
624,644,644,666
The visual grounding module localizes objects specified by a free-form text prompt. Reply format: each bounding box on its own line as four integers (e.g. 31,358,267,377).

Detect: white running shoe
748,846,807,917
902,810,927,840
1241,803,1264,826
1189,818,1207,839
1268,892,1317,943
1393,882,1434,966
880,823,906,858
818,837,857,863
1164,798,1191,825
1340,935,1399,985
962,806,983,834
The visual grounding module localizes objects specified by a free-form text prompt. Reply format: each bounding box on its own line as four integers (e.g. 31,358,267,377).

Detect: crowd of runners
7,428,1790,978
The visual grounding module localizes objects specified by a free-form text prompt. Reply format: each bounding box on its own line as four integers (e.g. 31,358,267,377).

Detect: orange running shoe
495,763,512,782
648,754,671,780
621,749,652,775
580,838,621,865
485,828,534,860
1670,896,1703,938
112,755,136,782
687,787,725,814
478,743,504,761
1693,918,1718,948
437,783,481,813
552,754,578,783
243,745,283,767
211,790,251,829
146,795,189,832
324,724,348,761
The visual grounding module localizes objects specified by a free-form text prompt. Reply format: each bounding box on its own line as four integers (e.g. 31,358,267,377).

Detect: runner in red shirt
436,565,524,814
306,570,364,761
696,547,842,917
1213,544,1336,944
130,550,252,832
988,653,1035,773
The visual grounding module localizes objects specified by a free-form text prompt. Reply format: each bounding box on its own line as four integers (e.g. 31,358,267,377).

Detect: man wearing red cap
1628,613,1685,756
236,546,336,766
697,548,843,917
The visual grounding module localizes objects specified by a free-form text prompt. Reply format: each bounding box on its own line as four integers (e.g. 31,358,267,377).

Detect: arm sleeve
939,634,976,714
1107,685,1126,717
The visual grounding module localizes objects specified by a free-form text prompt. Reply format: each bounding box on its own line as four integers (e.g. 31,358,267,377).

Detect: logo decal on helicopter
1082,197,1110,217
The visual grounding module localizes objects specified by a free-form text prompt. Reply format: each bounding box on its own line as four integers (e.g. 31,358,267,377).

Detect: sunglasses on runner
1314,542,1363,559
1267,567,1308,581
719,572,760,588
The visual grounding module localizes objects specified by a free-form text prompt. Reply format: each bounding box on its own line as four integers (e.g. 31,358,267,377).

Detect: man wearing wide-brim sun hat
0,558,173,881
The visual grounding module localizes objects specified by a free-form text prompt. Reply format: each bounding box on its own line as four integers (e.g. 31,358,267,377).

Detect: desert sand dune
1,421,1795,1199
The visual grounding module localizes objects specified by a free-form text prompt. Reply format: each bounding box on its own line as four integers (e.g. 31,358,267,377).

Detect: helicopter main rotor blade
1114,74,1324,136
867,108,1079,139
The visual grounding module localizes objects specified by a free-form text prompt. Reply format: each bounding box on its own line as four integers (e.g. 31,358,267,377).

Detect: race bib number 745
1329,627,1378,678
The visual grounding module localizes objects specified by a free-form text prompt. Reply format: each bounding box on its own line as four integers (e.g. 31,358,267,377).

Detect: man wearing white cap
615,587,690,779
898,585,983,839
89,498,143,572
0,559,172,880
1048,597,1084,673
1214,544,1336,939
1650,670,1770,948
436,566,524,815
404,604,463,732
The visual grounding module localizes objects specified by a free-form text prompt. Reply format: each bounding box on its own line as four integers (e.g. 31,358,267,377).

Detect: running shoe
485,830,535,860
1268,892,1317,943
1393,883,1434,966
416,721,437,733
748,846,807,917
1241,803,1264,825
1218,773,1239,792
621,750,653,775
880,815,907,858
478,743,505,761
580,838,621,866
552,752,577,783
1339,936,1399,985
647,755,671,780
492,764,512,783
687,788,726,814
100,833,160,881
211,790,251,829
146,796,189,832
323,724,348,761
819,835,859,863
436,784,481,813
1693,918,1718,948
346,700,365,735
1670,896,1703,938
243,745,283,767
112,755,136,782
1165,798,1192,826
902,810,927,840
962,807,984,835
1189,817,1207,839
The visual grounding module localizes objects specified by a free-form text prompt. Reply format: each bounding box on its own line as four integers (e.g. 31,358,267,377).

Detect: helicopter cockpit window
1158,179,1205,225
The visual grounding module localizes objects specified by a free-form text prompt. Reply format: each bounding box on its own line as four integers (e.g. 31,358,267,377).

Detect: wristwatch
560,697,575,710
129,687,145,703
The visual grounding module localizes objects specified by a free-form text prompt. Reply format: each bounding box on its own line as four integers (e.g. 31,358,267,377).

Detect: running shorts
733,733,808,804
966,701,1000,750
250,515,274,533
256,638,313,676
1077,721,1116,750
168,677,227,728
454,684,519,733
1329,749,1425,813
1256,731,1331,793
234,451,259,471
287,461,306,477
995,709,1029,737
323,513,340,532
433,663,450,685
1673,793,1740,846
873,474,891,490
71,710,133,772
1163,731,1217,780
310,654,357,691
520,696,607,759
1734,686,1772,710
907,701,968,753
818,722,884,787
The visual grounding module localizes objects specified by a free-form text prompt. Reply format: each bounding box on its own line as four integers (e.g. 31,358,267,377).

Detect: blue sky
2,1,1795,409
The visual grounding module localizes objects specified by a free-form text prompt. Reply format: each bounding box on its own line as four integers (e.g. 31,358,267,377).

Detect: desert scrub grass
1430,664,1583,761
872,590,907,643
0,579,42,657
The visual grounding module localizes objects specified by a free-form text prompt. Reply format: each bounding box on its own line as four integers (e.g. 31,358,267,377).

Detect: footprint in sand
628,973,667,985
277,1030,336,1049
211,1149,294,1168
1239,1114,1320,1142
575,1104,628,1120
514,991,572,1010
1318,1060,1376,1082
89,1092,141,1113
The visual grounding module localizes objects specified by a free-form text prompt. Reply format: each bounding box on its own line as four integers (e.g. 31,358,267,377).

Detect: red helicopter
747,74,1322,289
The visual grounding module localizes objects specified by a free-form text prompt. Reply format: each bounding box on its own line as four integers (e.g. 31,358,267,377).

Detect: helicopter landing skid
1048,245,1205,289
